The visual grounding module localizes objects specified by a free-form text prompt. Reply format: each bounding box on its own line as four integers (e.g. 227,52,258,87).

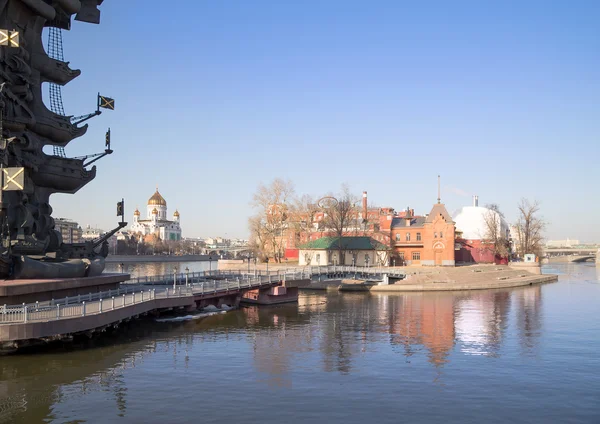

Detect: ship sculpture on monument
0,0,121,279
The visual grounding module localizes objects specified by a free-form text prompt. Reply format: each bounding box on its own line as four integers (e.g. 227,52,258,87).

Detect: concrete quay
300,264,557,292
370,265,557,292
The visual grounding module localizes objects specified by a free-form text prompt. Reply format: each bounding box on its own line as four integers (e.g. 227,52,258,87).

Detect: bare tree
290,194,320,245
513,199,546,258
248,214,267,260
321,185,360,265
249,178,295,262
482,203,510,260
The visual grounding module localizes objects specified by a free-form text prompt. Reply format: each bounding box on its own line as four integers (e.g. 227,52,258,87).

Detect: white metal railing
187,273,297,295
126,266,404,286
0,286,193,325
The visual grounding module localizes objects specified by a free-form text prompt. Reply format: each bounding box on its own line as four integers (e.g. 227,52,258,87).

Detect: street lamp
173,267,177,289
247,256,251,274
266,257,269,274
185,266,189,287
209,255,212,273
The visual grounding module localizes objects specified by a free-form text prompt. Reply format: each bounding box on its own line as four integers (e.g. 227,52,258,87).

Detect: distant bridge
543,248,598,256
569,256,596,263
546,254,597,263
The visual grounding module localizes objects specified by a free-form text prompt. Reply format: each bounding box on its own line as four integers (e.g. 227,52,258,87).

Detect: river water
1,263,598,423
104,260,218,278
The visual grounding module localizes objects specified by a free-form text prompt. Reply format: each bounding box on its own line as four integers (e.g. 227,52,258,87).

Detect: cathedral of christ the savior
129,188,182,241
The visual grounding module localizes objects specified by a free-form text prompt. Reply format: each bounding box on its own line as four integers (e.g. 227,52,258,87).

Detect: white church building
129,188,182,241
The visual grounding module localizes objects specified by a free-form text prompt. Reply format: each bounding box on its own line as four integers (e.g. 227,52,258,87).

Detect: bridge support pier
241,279,310,305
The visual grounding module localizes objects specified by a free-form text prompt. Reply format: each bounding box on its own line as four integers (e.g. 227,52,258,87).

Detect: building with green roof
298,236,390,266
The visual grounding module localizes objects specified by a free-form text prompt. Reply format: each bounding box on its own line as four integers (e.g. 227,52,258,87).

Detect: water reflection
515,285,543,356
0,278,548,422
245,286,542,380
0,340,155,423
455,291,511,357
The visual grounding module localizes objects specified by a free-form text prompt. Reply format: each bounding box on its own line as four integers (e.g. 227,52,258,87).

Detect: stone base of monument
11,256,107,280
0,273,130,305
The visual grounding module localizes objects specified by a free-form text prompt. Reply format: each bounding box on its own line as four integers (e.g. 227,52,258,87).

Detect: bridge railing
127,266,403,287
0,286,193,325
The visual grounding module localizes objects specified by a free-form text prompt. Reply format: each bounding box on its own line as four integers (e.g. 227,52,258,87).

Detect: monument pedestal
0,273,130,305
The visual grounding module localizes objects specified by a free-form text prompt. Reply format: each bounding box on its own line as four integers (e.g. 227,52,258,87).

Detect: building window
316,253,321,263
398,252,405,260
440,232,443,238
406,233,411,241
396,234,400,241
416,232,421,241
412,252,421,261
434,232,438,238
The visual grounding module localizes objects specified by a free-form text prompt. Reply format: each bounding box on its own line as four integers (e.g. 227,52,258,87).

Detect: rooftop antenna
437,175,441,204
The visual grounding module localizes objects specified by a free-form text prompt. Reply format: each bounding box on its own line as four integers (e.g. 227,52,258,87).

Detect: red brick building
276,191,456,266
390,203,456,266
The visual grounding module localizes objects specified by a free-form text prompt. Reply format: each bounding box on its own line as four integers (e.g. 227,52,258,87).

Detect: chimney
405,207,411,227
362,191,367,220
473,195,479,207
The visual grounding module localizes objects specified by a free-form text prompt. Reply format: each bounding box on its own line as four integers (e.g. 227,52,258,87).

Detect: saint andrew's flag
98,94,115,110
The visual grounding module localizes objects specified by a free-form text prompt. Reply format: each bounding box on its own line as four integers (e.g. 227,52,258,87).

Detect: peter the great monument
0,0,119,280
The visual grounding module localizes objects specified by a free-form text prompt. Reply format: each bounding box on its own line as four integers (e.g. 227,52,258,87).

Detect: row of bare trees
248,180,371,263
482,199,546,259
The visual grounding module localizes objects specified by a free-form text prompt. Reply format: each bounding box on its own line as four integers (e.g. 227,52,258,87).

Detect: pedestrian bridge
126,266,406,287
0,266,405,351
4,266,401,325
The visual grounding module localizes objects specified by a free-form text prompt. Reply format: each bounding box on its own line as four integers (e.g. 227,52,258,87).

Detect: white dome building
452,196,510,263
129,188,182,241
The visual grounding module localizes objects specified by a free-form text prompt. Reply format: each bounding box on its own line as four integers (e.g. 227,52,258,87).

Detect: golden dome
151,207,158,215
148,188,167,206
134,208,140,216
173,209,180,217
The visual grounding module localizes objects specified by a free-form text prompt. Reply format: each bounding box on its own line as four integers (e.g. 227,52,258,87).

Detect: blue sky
50,0,599,241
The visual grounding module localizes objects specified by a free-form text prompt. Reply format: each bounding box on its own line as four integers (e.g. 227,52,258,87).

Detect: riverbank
105,254,212,263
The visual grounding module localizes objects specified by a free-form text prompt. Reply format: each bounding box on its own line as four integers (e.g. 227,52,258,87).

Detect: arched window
406,233,411,241
316,253,321,264
396,234,401,241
